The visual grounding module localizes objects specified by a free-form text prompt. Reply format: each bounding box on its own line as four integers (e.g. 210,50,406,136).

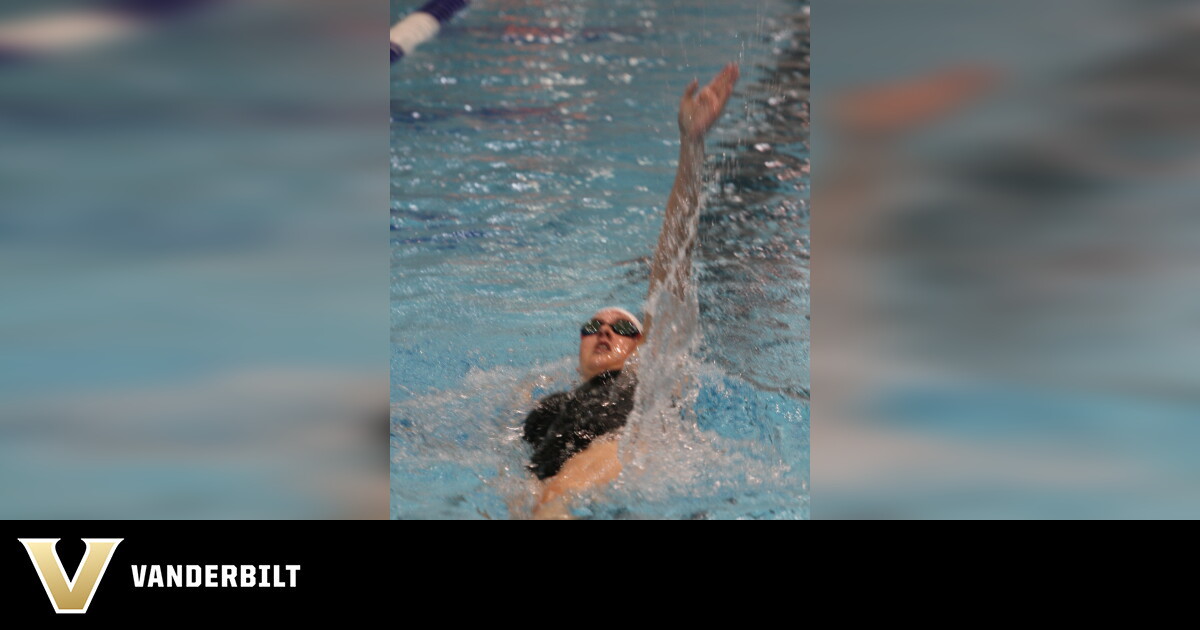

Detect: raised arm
645,62,740,334
529,65,740,520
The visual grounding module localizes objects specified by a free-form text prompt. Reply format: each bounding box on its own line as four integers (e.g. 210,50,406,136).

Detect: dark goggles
580,319,641,338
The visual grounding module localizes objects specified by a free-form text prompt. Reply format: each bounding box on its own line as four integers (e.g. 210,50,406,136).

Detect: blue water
391,0,809,519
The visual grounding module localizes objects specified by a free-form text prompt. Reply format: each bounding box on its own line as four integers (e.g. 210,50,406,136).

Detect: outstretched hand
679,62,740,140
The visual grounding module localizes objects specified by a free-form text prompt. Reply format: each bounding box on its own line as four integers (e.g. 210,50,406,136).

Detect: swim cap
592,307,643,333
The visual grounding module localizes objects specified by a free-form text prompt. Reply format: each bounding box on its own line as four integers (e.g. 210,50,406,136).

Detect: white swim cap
592,306,643,333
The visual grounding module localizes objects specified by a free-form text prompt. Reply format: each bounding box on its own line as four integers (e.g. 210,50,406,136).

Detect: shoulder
527,391,569,419
609,370,638,396
538,391,570,408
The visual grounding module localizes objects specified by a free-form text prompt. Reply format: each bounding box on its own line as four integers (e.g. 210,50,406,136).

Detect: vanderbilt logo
19,538,123,614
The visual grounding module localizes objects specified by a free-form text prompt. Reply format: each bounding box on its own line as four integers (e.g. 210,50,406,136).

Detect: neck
583,368,621,381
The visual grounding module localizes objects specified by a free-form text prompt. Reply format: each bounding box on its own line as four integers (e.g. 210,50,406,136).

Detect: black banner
2,523,396,619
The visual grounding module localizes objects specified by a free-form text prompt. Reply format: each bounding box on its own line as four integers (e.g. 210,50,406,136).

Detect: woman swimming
523,62,740,519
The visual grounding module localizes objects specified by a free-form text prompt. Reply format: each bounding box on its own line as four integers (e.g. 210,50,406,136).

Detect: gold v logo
19,538,123,614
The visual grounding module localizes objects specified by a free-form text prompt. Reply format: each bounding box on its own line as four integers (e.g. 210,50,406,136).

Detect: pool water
390,0,809,519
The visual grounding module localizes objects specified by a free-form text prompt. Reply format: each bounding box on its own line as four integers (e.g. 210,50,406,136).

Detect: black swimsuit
522,369,638,480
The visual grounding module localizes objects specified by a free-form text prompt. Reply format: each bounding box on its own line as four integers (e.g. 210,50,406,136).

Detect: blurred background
814,0,1200,518
0,0,387,518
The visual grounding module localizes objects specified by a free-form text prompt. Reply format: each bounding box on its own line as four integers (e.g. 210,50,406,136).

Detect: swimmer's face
578,308,643,380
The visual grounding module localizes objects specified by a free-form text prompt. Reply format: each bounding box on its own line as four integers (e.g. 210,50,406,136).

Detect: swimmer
523,62,740,519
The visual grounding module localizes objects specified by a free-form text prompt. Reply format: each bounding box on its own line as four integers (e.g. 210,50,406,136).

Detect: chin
583,360,615,374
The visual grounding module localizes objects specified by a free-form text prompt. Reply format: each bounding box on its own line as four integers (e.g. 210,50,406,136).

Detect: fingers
705,62,739,103
714,62,738,85
682,78,699,101
685,63,739,100
679,62,739,136
726,64,740,97
726,62,740,83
